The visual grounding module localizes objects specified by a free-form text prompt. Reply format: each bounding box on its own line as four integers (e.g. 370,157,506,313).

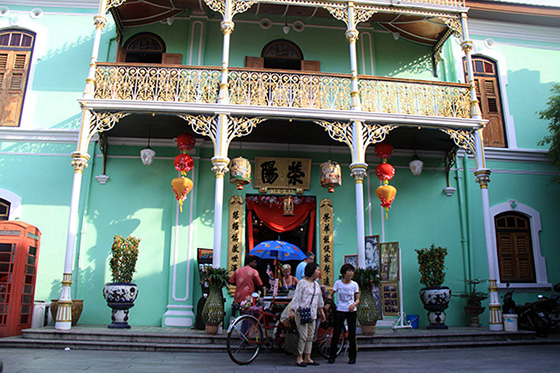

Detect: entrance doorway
245,195,316,287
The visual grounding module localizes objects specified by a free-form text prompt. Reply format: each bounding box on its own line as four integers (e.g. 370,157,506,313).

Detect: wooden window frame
0,29,35,127
495,212,535,283
464,56,506,148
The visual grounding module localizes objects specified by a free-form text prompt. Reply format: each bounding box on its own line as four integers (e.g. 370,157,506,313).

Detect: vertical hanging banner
227,196,244,296
319,199,334,287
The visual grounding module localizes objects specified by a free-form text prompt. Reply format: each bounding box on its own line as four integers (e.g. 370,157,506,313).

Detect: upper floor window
0,198,10,221
495,212,535,283
123,33,165,63
0,29,35,127
245,39,320,72
464,57,506,148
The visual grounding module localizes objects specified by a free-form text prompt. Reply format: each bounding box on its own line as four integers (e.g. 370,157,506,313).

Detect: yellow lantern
171,176,193,212
229,156,251,190
375,184,397,219
320,160,342,193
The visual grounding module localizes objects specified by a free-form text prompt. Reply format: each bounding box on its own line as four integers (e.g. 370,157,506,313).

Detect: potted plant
102,235,140,329
353,267,380,335
455,279,488,327
201,266,229,334
415,244,450,329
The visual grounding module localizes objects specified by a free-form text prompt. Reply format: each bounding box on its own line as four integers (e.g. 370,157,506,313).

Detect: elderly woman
289,262,326,367
281,264,298,291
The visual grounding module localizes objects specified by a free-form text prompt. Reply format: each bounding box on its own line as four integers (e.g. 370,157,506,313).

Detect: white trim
468,19,560,47
0,188,22,220
489,201,551,290
1,1,98,8
451,36,518,149
0,128,78,143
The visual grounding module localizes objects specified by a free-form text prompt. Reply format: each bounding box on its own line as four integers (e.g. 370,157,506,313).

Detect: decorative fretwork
178,114,263,148
88,111,129,143
95,64,221,103
362,123,396,148
360,79,470,118
203,0,255,17
106,0,126,11
325,5,348,24
178,114,218,143
441,16,463,38
314,120,353,148
440,128,476,155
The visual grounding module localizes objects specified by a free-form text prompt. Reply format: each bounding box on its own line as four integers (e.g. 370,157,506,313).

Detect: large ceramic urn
419,287,451,329
201,283,225,334
357,287,379,335
103,283,139,329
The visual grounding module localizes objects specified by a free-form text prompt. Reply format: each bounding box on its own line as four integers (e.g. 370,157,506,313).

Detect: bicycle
227,298,346,365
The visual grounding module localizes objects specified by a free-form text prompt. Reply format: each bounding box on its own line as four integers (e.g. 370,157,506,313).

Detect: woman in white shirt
289,262,326,367
328,263,360,365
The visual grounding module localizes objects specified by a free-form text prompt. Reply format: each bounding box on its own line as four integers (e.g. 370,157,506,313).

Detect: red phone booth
0,221,41,337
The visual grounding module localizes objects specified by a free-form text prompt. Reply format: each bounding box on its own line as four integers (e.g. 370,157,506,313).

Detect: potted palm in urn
415,244,450,329
353,267,381,335
201,267,229,334
103,235,140,329
456,279,488,327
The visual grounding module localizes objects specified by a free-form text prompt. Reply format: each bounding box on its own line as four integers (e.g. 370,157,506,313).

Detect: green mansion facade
0,0,559,331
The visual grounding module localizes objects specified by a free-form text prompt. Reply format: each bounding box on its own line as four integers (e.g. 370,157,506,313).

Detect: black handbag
299,283,316,324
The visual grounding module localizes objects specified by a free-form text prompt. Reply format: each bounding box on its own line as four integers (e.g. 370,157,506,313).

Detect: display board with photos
381,281,400,316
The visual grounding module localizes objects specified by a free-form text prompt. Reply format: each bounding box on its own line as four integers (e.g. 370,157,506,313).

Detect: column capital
94,15,107,29
474,168,491,188
345,29,359,43
70,151,90,173
212,157,230,177
350,163,368,182
461,40,473,54
221,20,234,35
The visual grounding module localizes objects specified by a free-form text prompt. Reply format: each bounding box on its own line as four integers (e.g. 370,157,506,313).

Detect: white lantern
140,147,156,166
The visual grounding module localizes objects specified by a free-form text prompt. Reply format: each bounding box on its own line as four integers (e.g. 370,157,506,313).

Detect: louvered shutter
513,233,535,282
0,51,30,126
497,232,516,282
475,76,505,147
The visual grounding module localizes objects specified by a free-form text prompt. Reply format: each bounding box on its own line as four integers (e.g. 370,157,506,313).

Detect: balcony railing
94,63,471,119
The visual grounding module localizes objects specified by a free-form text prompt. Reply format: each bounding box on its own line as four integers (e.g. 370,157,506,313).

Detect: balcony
92,63,472,128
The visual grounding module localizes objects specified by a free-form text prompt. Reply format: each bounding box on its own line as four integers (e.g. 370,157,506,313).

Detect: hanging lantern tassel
171,177,193,212
376,184,397,219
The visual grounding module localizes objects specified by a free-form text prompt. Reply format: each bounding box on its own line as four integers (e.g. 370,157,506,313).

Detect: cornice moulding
0,128,78,143
467,19,560,45
1,1,99,8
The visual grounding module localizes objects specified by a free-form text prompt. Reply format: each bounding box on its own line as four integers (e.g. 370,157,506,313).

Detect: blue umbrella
250,240,307,261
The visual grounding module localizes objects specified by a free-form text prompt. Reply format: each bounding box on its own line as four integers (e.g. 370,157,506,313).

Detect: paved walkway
1,344,560,372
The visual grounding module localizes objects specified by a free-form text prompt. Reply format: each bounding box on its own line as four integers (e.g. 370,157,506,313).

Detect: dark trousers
329,310,357,360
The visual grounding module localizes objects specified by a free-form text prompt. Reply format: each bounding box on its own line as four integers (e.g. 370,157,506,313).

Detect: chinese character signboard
226,196,244,296
319,199,334,287
254,157,312,191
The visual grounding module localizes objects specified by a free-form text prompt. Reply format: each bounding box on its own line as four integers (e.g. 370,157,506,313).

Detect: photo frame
379,242,399,281
364,235,380,271
381,281,399,316
343,254,358,270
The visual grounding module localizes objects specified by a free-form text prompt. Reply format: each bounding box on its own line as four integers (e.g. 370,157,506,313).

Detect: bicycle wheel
227,315,263,365
315,323,345,359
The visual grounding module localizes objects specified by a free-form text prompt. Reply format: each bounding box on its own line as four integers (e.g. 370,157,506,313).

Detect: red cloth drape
246,199,316,252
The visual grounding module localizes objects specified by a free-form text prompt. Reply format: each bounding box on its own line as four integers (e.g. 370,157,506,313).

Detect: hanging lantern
320,160,342,193
375,142,394,161
376,184,397,219
375,163,395,182
171,177,193,212
177,132,196,152
174,154,194,176
229,156,251,190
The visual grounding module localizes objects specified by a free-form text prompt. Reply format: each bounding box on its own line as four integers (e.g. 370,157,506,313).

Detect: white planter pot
103,283,138,329
419,287,451,329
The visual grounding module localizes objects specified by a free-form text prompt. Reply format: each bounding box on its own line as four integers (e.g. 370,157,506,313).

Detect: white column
55,0,108,330
461,13,503,331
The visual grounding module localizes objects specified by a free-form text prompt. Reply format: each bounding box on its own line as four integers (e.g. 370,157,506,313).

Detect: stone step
1,325,557,353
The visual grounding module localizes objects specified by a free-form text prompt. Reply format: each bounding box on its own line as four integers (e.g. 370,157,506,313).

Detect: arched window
0,29,35,127
464,57,506,147
123,33,165,63
495,212,535,283
0,198,9,221
262,40,303,70
490,201,549,289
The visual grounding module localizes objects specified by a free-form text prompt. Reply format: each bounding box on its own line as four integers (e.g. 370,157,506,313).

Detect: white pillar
55,0,108,330
461,13,503,331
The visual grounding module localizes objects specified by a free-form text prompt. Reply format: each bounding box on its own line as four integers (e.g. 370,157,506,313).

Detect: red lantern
376,184,397,218
171,176,193,212
375,143,394,160
375,163,395,182
174,154,194,175
177,132,196,151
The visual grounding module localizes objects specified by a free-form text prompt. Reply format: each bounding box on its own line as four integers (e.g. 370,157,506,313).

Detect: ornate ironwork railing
93,63,470,119
359,77,470,118
95,63,221,103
